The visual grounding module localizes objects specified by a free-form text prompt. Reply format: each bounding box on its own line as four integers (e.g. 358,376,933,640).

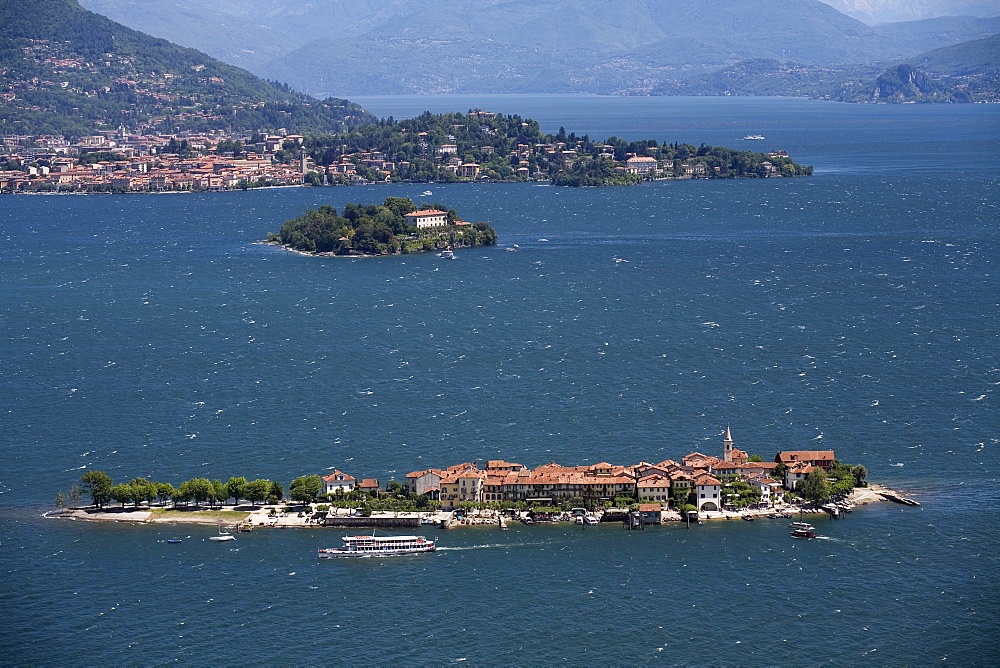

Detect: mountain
72,0,1000,96
0,0,375,139
74,0,1000,97
663,32,999,101
816,0,1000,24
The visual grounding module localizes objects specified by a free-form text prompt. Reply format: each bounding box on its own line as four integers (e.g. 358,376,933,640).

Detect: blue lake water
1,96,998,664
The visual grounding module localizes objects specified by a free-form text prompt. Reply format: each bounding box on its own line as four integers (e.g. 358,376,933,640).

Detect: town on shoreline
53,429,917,531
2,111,811,194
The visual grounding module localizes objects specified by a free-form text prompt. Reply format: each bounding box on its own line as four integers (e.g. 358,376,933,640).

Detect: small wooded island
266,197,498,256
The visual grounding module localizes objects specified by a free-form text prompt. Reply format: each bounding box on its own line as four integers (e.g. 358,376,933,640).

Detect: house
749,476,783,506
321,470,356,495
638,503,663,524
626,156,658,174
458,163,480,178
404,209,449,229
784,462,814,490
405,469,442,497
439,469,485,509
694,474,723,512
358,479,380,494
776,450,835,470
637,474,672,503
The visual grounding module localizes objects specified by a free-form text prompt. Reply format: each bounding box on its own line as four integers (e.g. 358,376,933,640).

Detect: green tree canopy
81,470,113,508
290,475,323,503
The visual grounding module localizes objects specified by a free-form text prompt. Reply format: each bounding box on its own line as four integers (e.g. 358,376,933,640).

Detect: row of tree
75,470,288,509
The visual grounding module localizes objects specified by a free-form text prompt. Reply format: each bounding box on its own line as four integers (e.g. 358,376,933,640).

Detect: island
52,429,919,533
264,197,498,256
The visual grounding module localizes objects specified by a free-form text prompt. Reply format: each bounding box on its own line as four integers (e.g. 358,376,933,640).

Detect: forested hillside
0,0,375,139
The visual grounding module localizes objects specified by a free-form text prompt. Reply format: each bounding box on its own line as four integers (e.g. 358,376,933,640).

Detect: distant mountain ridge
0,0,375,138
663,33,999,102
817,0,999,24
77,0,1000,98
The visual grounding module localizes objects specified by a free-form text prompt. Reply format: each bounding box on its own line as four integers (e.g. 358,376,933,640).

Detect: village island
2,112,812,194
264,197,498,257
53,429,917,533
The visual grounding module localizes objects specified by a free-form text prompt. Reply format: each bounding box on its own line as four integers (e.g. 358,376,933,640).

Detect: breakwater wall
322,516,422,528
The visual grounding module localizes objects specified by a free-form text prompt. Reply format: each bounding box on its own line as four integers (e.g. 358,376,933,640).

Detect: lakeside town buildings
322,428,836,513
0,120,795,193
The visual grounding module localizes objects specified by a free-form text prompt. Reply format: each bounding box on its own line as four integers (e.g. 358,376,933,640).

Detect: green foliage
80,470,113,508
226,477,248,505
748,454,764,462
0,0,376,138
797,469,832,503
290,475,323,503
269,197,497,256
304,111,810,188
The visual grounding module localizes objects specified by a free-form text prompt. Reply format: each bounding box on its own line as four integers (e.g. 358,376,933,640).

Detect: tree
179,478,213,506
111,483,135,507
156,482,175,505
130,477,157,506
210,479,228,507
55,492,67,510
797,469,831,503
290,475,323,503
772,462,788,486
748,454,764,462
226,477,248,505
246,479,271,506
81,470,113,508
852,465,868,488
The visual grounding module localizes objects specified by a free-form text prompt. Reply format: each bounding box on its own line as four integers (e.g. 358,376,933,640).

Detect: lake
1,96,997,664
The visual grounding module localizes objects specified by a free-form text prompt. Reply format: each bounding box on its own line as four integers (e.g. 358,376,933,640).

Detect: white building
404,209,449,229
694,474,723,512
321,470,356,495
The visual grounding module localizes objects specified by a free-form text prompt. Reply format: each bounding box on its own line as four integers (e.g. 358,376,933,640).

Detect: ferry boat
743,134,765,140
788,521,815,531
317,534,437,558
790,528,817,539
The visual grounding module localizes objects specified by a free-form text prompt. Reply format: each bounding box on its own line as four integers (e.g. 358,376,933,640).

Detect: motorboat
788,521,815,531
438,249,455,259
791,529,817,539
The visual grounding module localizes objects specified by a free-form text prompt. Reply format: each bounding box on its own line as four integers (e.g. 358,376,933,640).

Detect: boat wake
437,542,536,552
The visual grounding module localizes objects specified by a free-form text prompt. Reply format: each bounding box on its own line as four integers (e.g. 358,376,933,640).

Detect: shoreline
46,483,908,530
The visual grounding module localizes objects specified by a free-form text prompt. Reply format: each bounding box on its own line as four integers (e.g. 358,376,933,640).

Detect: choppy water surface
1,97,997,664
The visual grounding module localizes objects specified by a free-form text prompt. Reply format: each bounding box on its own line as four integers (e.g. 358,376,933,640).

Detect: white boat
788,521,815,531
318,534,437,558
743,134,765,140
584,514,600,525
422,190,433,196
209,514,236,541
438,249,455,259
